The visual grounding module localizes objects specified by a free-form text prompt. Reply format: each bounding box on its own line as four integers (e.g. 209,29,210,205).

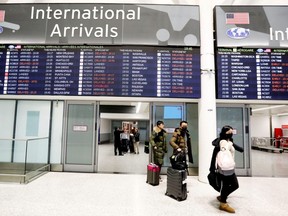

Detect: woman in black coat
209,125,244,214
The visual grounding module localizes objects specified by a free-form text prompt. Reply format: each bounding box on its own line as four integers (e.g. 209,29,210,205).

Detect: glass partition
0,137,50,184
152,103,199,175
216,105,250,176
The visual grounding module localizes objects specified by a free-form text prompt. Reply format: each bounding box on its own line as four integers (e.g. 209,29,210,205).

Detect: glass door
63,101,98,172
216,105,251,176
151,103,199,175
151,103,185,171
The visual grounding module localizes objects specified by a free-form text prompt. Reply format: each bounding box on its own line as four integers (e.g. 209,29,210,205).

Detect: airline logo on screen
225,12,250,39
0,10,20,33
226,27,250,39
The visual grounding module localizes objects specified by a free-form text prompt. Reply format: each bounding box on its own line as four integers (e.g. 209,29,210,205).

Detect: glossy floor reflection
251,149,288,177
0,172,287,216
98,143,149,174
98,143,288,177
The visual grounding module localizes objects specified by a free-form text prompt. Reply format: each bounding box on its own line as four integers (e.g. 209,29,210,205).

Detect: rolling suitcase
146,163,160,186
165,167,187,201
144,141,149,154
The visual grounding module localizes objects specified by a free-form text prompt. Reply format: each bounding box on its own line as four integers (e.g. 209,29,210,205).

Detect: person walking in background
210,125,244,214
133,128,140,154
150,121,167,178
129,130,135,153
114,127,123,156
120,129,129,154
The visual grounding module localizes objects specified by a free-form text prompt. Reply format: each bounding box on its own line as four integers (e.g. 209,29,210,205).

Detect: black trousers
219,173,239,203
114,141,122,155
121,139,128,152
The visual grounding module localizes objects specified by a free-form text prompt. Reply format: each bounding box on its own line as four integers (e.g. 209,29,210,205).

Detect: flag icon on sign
0,10,5,22
226,12,250,24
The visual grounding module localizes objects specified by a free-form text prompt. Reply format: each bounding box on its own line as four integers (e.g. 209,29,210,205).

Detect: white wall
278,116,288,127
251,115,288,138
100,119,111,134
272,115,288,136
50,101,64,164
0,100,16,162
250,115,270,137
14,101,51,163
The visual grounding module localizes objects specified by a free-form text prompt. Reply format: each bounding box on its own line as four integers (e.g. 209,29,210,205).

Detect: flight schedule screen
216,48,288,100
0,45,200,98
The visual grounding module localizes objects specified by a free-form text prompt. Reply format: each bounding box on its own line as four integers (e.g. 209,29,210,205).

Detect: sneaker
219,203,235,213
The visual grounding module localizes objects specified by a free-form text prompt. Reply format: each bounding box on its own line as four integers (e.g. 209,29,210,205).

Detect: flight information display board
216,48,288,100
0,45,200,98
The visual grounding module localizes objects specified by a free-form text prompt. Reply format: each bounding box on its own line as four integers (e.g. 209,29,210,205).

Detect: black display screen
0,45,201,98
216,48,288,100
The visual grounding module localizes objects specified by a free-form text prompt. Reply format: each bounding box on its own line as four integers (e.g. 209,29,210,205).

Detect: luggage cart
279,137,288,152
252,137,283,153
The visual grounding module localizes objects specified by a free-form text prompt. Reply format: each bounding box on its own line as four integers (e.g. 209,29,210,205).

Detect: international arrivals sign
0,3,200,46
29,6,141,38
215,6,288,48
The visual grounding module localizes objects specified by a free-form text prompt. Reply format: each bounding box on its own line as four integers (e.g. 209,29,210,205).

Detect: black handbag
207,171,221,192
170,150,187,170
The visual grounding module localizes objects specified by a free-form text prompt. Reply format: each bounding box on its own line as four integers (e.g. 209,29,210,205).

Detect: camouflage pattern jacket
150,126,167,151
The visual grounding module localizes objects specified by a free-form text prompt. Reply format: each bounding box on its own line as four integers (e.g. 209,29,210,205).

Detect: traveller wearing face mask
170,121,189,152
209,125,244,214
170,121,193,165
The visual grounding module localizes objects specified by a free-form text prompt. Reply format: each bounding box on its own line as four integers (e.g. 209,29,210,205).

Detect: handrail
0,137,50,183
24,137,49,175
0,137,49,142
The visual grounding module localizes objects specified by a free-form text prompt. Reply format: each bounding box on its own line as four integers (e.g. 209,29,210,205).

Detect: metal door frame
150,102,186,170
62,100,99,172
216,104,251,176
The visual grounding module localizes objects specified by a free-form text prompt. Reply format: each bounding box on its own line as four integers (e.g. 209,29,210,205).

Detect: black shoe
119,154,124,156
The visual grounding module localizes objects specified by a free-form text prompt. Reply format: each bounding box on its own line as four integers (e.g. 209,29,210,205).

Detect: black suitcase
144,141,149,154
165,167,187,201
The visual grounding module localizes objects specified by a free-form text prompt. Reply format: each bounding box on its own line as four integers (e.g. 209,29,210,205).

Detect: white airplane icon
0,21,20,31
0,10,20,31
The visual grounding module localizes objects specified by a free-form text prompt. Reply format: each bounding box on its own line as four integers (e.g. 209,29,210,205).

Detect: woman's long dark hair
219,125,233,140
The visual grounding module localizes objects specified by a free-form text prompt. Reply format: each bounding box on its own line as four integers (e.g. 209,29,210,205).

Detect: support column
198,1,217,182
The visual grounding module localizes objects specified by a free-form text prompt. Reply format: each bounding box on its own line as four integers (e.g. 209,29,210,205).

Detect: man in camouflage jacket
150,120,167,171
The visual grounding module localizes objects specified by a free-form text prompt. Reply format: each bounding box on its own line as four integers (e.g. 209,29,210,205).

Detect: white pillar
198,0,217,182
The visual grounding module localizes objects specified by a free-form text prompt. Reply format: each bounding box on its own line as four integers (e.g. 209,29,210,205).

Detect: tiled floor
251,149,288,177
1,143,288,216
0,172,287,216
